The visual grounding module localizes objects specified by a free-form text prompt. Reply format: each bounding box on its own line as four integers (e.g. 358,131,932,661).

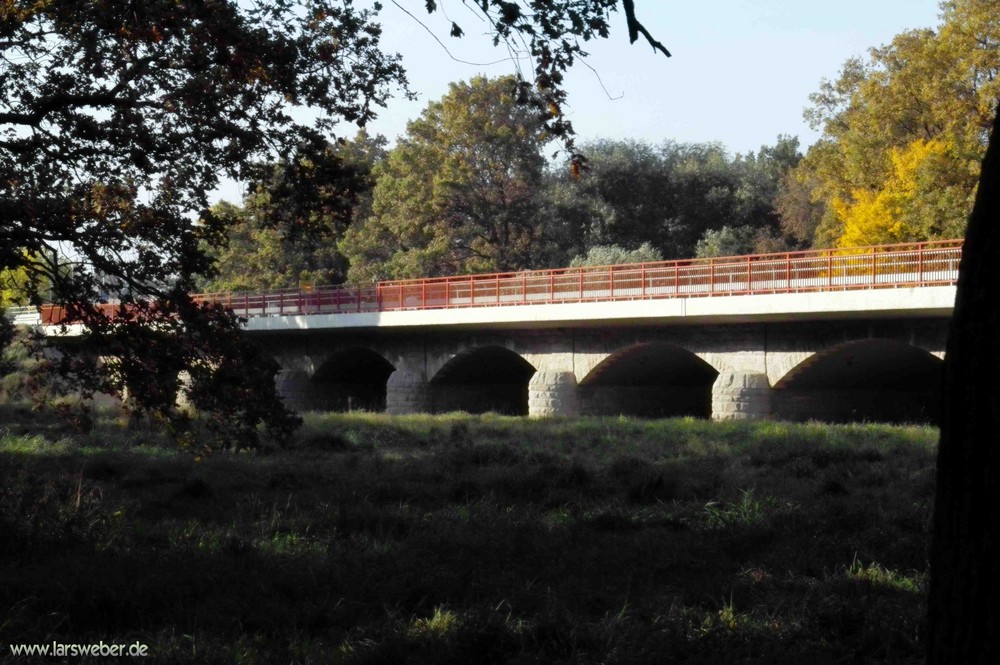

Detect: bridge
13,240,962,423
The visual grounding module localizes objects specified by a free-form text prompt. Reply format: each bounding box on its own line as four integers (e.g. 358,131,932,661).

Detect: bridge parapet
11,241,962,328
192,240,963,321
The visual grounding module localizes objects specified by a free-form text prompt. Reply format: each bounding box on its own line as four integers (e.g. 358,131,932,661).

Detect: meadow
0,406,937,663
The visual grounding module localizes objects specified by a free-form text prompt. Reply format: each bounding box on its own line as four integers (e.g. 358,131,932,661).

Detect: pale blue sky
367,0,944,153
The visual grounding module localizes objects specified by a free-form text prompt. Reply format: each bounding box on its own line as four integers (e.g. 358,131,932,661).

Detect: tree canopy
786,0,998,247
343,75,552,280
1,0,407,443
202,131,386,293
544,136,801,262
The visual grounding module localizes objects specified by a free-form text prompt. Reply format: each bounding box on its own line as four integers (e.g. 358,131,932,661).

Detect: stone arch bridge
217,241,959,424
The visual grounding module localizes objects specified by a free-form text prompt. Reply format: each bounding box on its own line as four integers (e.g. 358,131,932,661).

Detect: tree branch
622,0,671,57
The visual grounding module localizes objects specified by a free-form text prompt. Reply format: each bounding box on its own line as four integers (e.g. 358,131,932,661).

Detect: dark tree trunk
927,104,1000,663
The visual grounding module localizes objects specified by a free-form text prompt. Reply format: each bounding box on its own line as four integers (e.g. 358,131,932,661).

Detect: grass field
0,406,937,663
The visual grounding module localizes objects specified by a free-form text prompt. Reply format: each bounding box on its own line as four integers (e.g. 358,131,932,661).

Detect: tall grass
0,410,937,663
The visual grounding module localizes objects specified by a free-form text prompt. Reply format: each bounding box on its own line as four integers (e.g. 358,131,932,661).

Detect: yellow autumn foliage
836,138,963,247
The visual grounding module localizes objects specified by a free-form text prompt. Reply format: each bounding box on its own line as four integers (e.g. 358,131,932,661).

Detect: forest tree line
200,0,999,292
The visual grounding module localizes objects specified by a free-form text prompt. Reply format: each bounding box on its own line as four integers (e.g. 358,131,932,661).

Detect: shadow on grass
1,413,936,663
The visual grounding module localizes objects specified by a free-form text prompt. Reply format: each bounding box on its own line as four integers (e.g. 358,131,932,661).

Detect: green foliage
1,264,30,307
704,487,780,527
343,76,553,280
569,242,663,267
546,136,802,262
0,251,58,306
204,202,348,293
201,132,386,292
789,0,998,246
695,225,760,257
775,164,827,247
343,132,799,280
846,557,925,593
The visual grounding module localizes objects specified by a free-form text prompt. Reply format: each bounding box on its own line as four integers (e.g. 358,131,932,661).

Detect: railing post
579,269,584,299
746,256,752,293
495,275,500,304
871,246,876,285
785,254,791,289
827,251,832,287
918,245,924,284
398,284,403,309
674,264,679,294
422,281,427,308
470,276,474,305
640,265,646,297
609,268,615,298
521,272,526,303
445,281,450,307
710,260,715,293
549,271,554,302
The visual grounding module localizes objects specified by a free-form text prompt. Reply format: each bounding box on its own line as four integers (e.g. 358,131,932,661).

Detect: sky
367,0,944,153
214,1,946,202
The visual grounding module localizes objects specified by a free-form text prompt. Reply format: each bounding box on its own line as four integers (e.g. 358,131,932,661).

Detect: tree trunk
927,104,1000,663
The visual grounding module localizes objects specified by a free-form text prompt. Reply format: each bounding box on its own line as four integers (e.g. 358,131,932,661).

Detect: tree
1,0,409,443
695,226,760,258
202,132,386,292
790,0,999,247
543,137,800,261
1,263,32,307
774,162,826,248
569,242,662,267
928,96,1000,665
342,76,552,280
834,137,972,247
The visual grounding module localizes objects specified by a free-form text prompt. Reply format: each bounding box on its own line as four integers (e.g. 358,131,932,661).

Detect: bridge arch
772,339,943,424
430,345,536,415
281,348,395,412
579,343,719,418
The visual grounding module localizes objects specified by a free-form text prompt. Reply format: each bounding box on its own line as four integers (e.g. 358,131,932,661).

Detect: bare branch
391,1,517,67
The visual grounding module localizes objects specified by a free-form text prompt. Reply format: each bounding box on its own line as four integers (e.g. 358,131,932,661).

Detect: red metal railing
188,239,963,319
